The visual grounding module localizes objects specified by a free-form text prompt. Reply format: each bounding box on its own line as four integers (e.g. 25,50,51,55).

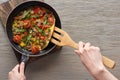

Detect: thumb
75,50,79,53
20,62,25,74
74,50,81,56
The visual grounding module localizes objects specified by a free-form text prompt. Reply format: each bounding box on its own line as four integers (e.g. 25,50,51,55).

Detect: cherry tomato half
39,36,45,40
48,17,54,24
23,20,31,29
13,35,21,43
33,7,40,14
31,45,40,54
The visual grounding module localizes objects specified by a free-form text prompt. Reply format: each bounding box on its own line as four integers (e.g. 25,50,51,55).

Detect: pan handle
21,54,29,71
21,54,29,64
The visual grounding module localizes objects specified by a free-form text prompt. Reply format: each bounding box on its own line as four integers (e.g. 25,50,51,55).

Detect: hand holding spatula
51,27,115,69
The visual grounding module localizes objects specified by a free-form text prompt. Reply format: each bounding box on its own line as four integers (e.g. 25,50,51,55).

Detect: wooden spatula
51,27,115,69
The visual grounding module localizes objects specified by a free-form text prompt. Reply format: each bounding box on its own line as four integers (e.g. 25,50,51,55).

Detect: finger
8,71,12,76
12,64,19,71
84,42,91,50
20,62,25,74
74,50,80,54
74,50,82,58
95,47,100,51
90,46,100,51
78,41,85,53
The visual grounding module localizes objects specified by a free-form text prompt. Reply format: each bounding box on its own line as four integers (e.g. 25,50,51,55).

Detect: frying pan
6,1,61,64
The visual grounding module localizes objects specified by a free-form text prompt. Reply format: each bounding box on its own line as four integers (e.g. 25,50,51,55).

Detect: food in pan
12,6,55,54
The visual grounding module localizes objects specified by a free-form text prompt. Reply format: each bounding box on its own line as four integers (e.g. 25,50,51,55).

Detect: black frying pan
6,1,61,64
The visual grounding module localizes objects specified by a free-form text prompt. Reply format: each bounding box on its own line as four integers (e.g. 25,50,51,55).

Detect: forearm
92,68,118,80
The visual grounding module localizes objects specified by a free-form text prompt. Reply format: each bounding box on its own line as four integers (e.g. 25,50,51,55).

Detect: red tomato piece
31,45,40,54
39,36,45,40
13,35,21,43
33,7,40,14
48,17,54,24
23,20,31,29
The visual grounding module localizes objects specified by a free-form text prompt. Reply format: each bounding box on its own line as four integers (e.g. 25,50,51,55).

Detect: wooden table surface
0,0,120,80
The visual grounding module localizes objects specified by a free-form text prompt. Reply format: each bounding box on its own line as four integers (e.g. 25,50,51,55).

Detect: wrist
93,66,107,78
89,64,107,78
92,67,118,80
89,66,107,80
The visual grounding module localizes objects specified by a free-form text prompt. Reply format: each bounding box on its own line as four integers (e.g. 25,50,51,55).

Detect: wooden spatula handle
71,42,115,69
102,56,115,69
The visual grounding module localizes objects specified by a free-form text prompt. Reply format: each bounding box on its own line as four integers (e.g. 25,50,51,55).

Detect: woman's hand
8,62,26,80
75,41,118,80
75,41,105,74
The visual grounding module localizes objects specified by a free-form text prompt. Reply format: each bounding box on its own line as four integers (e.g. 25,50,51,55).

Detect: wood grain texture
0,0,120,80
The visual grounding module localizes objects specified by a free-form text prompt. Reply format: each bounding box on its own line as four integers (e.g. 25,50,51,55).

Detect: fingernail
74,50,77,52
21,62,24,65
